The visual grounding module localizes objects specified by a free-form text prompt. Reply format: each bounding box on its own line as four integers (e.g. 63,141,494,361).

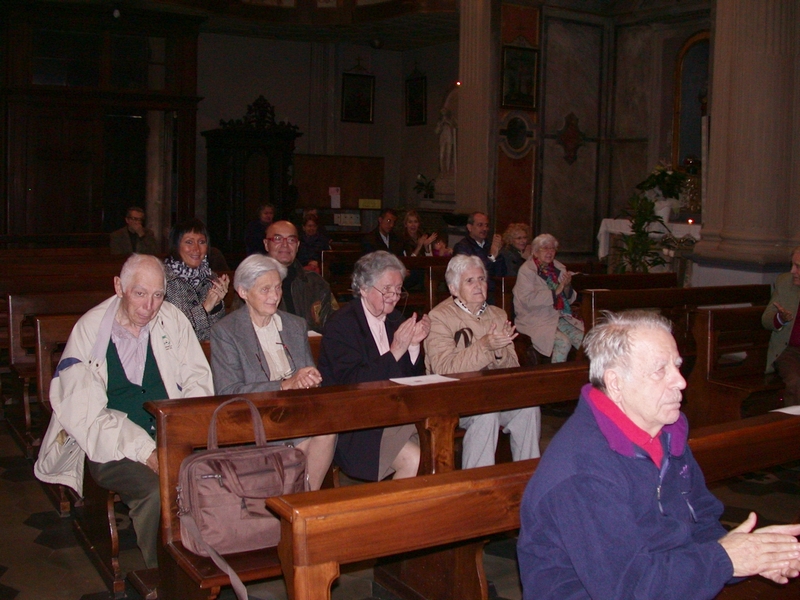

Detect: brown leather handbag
178,397,307,599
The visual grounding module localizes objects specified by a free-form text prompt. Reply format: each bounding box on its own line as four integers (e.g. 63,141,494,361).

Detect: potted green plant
413,174,436,199
615,193,671,273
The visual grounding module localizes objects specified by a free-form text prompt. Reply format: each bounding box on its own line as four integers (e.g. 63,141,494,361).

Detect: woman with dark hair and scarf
513,233,583,363
164,218,229,341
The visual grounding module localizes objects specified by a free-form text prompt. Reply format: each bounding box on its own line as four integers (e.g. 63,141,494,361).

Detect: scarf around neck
534,257,572,314
164,255,213,289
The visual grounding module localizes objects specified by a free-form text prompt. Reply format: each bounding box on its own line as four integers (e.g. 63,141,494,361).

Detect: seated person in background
244,203,274,256
401,209,438,257
518,310,800,600
431,232,452,257
424,255,540,468
452,211,506,303
762,245,800,406
264,220,336,334
362,208,404,256
296,214,330,273
109,206,159,255
210,255,335,490
498,222,532,276
318,251,429,481
514,233,583,363
34,254,214,568
164,219,229,341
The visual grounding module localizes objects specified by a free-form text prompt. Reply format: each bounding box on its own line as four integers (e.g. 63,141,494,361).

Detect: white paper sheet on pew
772,405,800,416
390,374,459,386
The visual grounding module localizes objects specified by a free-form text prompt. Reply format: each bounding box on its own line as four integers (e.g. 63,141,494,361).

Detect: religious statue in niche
425,86,459,204
435,107,457,175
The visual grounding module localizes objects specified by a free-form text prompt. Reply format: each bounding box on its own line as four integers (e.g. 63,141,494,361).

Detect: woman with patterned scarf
164,219,229,341
513,233,583,362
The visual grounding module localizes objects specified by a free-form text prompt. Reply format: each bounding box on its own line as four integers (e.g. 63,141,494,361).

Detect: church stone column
456,0,498,214
694,0,800,279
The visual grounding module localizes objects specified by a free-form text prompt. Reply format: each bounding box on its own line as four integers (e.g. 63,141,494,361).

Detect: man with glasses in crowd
110,206,159,255
264,220,337,333
362,208,404,256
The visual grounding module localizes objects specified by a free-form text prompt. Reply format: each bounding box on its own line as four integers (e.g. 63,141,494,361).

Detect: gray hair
234,254,287,293
583,310,673,391
531,233,559,254
351,251,406,297
445,254,486,295
119,254,165,290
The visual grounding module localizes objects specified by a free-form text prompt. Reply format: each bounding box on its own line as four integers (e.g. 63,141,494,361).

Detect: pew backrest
8,290,110,372
34,314,80,406
579,284,772,356
495,271,680,320
683,306,784,427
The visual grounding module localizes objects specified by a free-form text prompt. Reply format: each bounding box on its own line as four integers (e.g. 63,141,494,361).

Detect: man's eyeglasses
372,286,409,301
266,235,299,245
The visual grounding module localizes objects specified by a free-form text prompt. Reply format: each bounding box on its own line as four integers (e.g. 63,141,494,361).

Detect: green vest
106,338,169,439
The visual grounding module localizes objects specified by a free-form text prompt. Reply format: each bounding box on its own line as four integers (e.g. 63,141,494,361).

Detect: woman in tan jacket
424,254,540,468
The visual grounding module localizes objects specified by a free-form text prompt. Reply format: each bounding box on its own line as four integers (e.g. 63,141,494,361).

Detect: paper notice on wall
329,187,341,209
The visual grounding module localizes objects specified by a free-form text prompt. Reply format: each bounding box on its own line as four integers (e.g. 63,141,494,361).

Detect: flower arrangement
413,174,436,198
635,162,687,200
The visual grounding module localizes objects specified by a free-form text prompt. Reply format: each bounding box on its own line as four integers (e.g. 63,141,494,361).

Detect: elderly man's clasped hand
719,512,800,583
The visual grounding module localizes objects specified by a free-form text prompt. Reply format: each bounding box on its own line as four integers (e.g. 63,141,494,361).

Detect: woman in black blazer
318,251,431,481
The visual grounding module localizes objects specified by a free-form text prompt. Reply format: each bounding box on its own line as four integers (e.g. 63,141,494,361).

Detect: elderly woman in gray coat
513,233,583,363
209,254,335,490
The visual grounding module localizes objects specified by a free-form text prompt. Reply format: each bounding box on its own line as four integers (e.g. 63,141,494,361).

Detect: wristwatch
487,254,496,262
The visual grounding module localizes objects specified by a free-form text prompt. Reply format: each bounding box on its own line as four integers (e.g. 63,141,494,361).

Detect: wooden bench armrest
268,460,537,567
690,412,800,483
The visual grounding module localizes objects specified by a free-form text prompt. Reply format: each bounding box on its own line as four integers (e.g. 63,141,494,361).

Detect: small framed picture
341,73,375,123
502,46,538,110
405,75,427,126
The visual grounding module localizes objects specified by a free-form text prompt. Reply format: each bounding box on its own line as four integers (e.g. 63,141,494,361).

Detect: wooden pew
320,249,360,300
146,362,589,600
0,246,112,259
6,290,110,455
0,255,128,277
684,306,785,428
579,284,772,359
268,411,800,600
0,274,115,361
0,232,111,248
495,271,680,321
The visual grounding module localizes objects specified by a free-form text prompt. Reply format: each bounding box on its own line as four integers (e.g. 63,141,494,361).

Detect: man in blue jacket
518,310,800,599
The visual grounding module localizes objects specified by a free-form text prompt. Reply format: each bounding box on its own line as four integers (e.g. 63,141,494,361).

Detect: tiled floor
1,407,799,600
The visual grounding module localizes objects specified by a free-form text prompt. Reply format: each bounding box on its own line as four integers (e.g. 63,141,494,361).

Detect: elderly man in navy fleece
517,310,800,600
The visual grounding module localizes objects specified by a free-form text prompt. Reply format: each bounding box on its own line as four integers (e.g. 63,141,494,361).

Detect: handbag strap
180,513,250,600
208,397,268,449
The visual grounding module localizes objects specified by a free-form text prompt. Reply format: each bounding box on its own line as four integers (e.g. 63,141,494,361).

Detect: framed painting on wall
341,73,375,123
405,75,427,126
501,46,538,110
